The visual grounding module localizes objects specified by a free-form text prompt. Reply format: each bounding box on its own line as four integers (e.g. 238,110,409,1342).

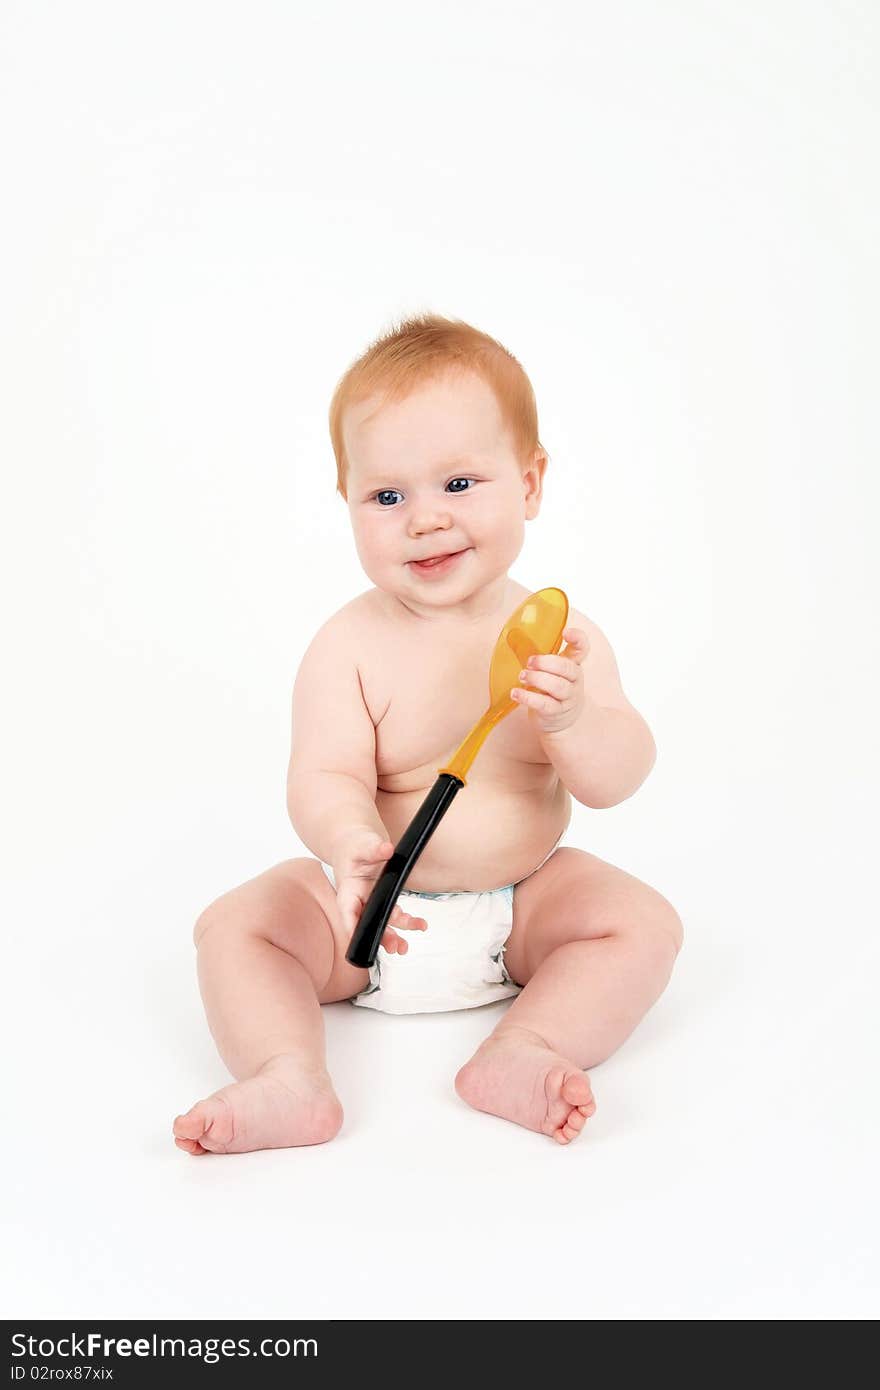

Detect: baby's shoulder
304,591,371,650
317,591,402,726
301,590,393,679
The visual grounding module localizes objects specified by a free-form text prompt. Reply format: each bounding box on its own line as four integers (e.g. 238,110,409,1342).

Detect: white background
2,0,878,1320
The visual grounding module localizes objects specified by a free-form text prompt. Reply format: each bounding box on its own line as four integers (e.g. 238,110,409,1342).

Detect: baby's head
329,313,548,619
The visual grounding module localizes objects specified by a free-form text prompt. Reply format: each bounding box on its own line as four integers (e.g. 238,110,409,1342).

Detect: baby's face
343,370,545,618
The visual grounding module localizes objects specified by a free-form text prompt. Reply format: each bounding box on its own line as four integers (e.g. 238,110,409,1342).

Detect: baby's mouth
409,548,469,568
416,552,456,566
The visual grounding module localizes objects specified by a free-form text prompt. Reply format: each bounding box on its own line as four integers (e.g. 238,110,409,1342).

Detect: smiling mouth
410,549,466,566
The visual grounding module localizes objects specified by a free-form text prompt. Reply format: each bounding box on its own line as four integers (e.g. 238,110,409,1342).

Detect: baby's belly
375,779,572,893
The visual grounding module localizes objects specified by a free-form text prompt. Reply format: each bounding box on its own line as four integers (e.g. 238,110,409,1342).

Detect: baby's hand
510,626,591,733
330,827,428,953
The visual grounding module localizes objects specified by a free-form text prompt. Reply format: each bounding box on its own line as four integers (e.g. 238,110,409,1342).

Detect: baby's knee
192,890,250,948
190,869,336,994
624,885,683,962
192,902,226,947
651,893,684,957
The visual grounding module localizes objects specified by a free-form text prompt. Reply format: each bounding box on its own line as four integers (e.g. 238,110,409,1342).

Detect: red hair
328,312,547,499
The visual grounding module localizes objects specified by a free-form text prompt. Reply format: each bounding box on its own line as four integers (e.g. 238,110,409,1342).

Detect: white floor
4,767,877,1321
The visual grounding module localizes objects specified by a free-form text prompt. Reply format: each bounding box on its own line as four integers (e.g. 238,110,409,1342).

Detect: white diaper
320,863,522,1015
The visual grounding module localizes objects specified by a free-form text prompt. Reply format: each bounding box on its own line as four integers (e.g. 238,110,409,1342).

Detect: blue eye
373,478,475,507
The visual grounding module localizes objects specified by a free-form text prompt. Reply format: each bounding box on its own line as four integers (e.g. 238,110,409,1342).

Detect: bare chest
355,595,554,795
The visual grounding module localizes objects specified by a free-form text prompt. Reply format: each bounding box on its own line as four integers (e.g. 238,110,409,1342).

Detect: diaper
321,862,518,1014
321,833,564,1015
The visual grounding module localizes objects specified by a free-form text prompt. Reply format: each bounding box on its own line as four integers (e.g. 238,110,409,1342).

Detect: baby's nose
408,505,455,530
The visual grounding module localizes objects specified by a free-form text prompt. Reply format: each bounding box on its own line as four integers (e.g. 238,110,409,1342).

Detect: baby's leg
455,849,683,1144
173,858,368,1155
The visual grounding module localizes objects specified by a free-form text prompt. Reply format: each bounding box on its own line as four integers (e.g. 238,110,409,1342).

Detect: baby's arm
287,615,427,950
287,613,389,864
535,610,656,809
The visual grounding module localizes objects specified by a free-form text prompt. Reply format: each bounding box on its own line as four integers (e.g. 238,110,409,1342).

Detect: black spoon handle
344,772,465,969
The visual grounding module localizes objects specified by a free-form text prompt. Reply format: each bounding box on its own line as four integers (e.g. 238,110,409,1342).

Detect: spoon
345,586,569,968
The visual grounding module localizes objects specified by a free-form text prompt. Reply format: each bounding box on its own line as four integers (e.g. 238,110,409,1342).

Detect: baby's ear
528,447,549,481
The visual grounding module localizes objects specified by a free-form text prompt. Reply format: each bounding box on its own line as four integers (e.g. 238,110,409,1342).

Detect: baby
173,313,684,1155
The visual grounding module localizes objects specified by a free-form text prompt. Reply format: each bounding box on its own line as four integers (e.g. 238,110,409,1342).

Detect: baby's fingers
381,926,407,954
381,906,428,953
337,888,370,938
351,843,394,872
389,905,428,932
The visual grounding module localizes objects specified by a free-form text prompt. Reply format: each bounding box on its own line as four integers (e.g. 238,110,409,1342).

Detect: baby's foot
173,1056,343,1155
454,1026,596,1145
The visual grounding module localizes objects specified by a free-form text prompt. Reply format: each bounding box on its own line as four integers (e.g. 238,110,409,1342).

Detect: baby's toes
543,1066,596,1141
561,1070,593,1110
174,1134,207,1155
173,1096,235,1154
173,1104,207,1144
559,1110,587,1142
559,1087,597,1142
